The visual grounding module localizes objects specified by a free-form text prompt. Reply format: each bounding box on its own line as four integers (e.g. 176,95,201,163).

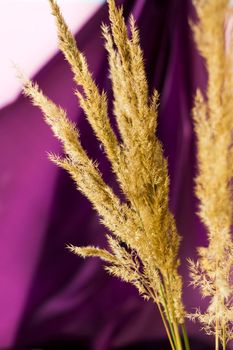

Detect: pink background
0,0,103,109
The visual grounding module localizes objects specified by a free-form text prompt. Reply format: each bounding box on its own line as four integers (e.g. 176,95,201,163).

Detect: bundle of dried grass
189,1,233,349
21,0,189,349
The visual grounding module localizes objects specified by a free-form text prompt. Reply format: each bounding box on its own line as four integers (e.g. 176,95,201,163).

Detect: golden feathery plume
190,0,233,348
22,1,189,349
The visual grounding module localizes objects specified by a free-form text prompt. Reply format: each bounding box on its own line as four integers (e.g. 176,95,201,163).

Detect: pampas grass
19,0,233,348
189,1,233,349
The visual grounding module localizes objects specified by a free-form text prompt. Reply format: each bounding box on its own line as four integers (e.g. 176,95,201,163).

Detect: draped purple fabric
0,0,212,349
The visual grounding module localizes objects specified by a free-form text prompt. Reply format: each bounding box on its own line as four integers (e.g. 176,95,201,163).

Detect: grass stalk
222,323,226,350
174,322,183,350
157,301,176,350
143,284,176,350
159,285,177,341
157,283,182,350
181,323,191,350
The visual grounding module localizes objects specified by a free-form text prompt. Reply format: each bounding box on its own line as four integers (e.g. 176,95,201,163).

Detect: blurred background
0,0,103,109
0,0,229,349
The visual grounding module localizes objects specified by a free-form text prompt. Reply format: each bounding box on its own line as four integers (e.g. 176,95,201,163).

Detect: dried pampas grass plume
190,0,233,348
22,0,189,349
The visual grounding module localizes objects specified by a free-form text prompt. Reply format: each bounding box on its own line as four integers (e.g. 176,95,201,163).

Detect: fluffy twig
190,0,233,345
22,0,186,347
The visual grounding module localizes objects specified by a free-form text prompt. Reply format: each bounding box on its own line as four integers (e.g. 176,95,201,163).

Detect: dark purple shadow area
0,0,213,349
10,338,212,350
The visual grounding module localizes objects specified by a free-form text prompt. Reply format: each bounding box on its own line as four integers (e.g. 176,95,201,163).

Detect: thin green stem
142,283,176,350
157,300,176,350
150,281,186,350
159,284,177,347
174,322,183,350
181,324,191,350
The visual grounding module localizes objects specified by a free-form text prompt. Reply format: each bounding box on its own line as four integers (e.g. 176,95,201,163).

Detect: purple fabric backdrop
0,0,214,349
